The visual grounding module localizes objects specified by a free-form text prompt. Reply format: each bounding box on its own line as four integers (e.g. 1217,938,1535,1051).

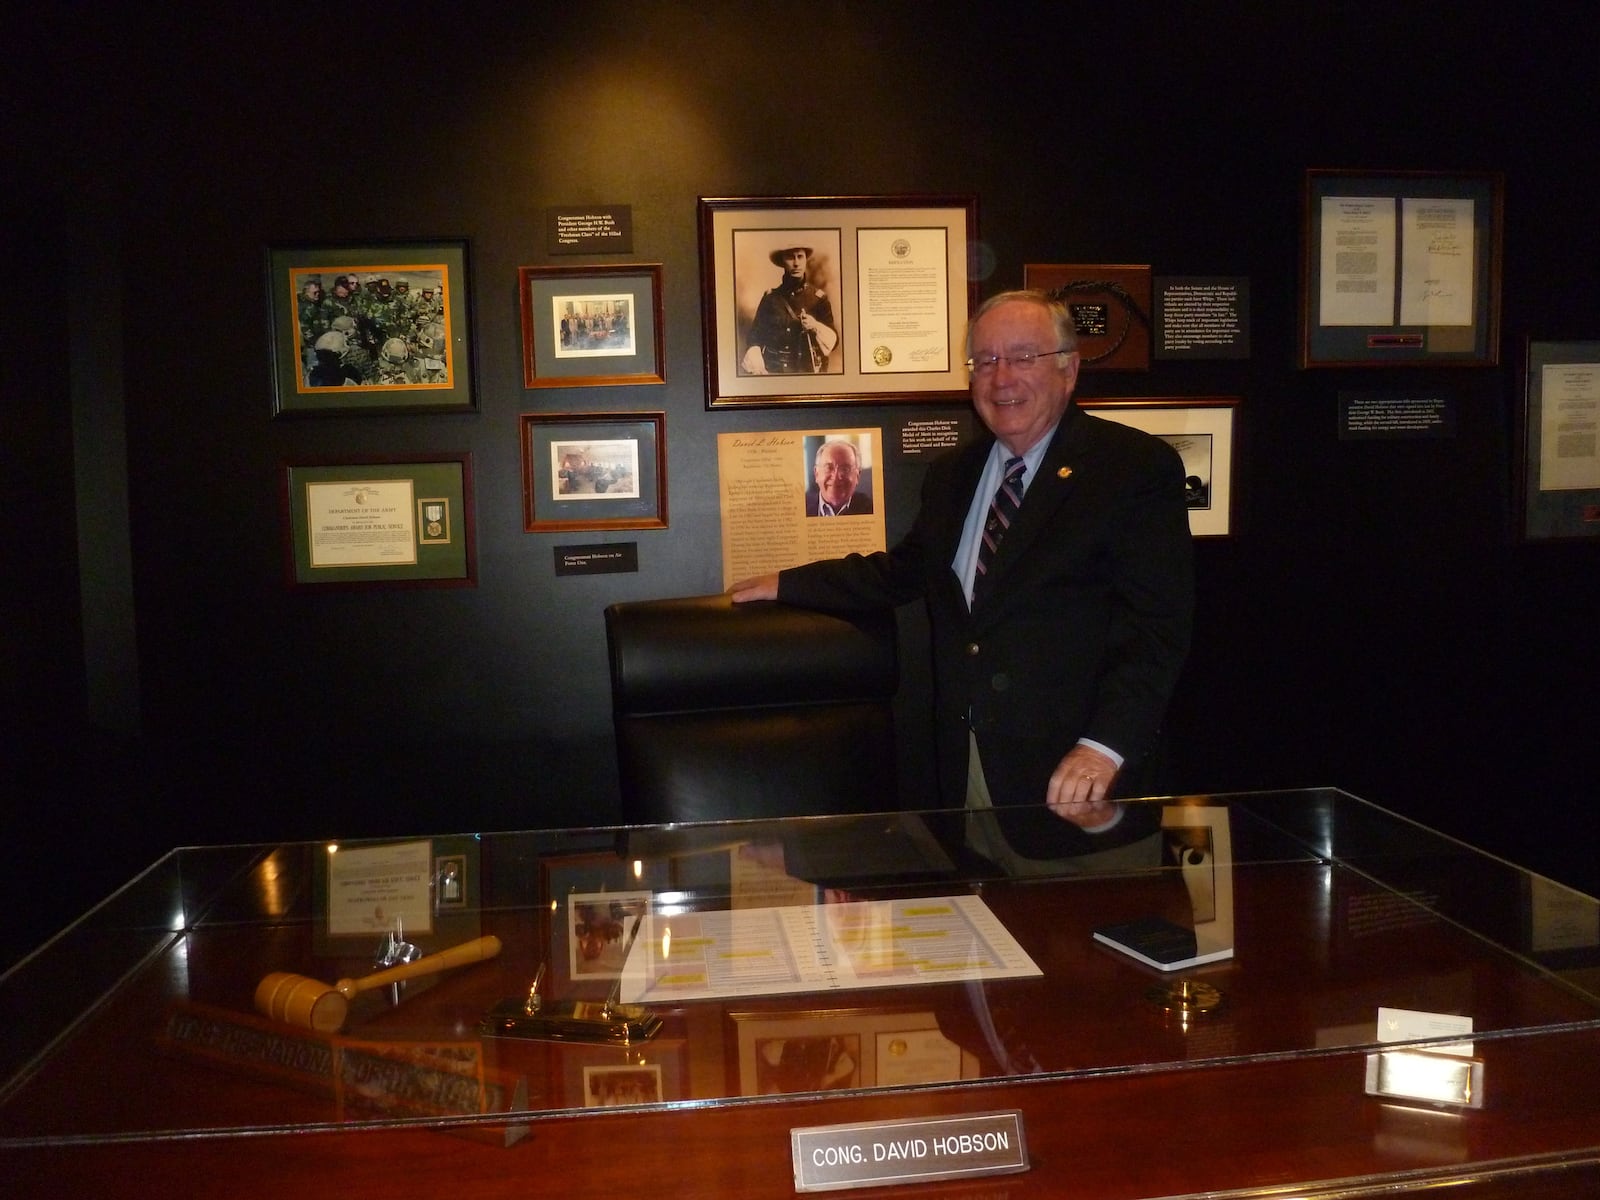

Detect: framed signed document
698,195,978,408
281,453,476,588
1519,339,1600,541
1299,170,1503,368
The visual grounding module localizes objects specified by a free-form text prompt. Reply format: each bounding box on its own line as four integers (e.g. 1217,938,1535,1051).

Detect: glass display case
4,788,1599,1198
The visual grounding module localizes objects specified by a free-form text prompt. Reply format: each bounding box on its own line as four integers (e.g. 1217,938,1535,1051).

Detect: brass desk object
480,951,663,1046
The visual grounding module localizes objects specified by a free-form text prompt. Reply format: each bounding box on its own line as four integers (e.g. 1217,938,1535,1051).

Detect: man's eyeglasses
964,348,1073,375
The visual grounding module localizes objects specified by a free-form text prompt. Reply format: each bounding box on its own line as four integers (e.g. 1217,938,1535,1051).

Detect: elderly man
732,289,1193,869
741,245,839,375
806,439,874,516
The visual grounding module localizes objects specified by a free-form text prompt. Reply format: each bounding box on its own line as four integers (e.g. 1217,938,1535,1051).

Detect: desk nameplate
792,1109,1027,1193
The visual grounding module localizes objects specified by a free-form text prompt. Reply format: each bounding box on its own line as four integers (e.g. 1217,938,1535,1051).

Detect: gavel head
254,971,349,1033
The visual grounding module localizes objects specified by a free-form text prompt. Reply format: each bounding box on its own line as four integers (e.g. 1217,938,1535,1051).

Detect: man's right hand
728,573,779,602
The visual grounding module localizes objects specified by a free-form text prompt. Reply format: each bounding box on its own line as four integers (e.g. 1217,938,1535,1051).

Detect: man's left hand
1046,744,1120,829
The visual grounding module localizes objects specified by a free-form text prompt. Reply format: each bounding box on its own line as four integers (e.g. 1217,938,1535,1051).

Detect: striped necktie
977,456,1026,579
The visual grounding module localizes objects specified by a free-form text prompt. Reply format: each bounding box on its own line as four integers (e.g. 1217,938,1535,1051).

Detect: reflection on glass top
2,787,1598,1146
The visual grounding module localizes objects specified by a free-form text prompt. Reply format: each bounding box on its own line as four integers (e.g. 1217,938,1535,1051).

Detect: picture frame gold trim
519,263,666,389
698,195,978,409
1299,170,1503,368
1518,338,1600,541
519,411,667,533
280,453,476,588
1079,397,1238,537
267,239,476,415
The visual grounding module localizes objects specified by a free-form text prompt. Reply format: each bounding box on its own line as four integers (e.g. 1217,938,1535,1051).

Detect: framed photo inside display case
1519,339,1600,540
539,852,671,998
519,263,665,388
267,239,476,415
1080,398,1237,537
519,411,667,533
1299,170,1502,368
729,1007,977,1097
698,195,978,408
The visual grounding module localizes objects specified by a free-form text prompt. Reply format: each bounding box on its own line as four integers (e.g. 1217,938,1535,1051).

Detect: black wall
7,3,1597,969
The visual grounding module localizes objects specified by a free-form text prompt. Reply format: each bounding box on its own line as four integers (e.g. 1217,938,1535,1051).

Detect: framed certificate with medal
280,453,476,588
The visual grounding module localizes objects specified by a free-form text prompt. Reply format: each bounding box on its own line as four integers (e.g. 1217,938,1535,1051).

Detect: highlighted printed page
618,895,1040,1004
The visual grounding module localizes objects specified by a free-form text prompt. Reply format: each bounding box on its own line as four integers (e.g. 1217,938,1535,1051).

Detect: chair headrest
604,594,897,714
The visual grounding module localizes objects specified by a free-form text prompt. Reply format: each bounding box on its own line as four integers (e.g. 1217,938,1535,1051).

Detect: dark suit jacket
779,404,1194,859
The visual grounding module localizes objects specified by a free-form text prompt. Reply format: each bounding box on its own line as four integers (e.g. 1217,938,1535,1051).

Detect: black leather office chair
603,593,899,824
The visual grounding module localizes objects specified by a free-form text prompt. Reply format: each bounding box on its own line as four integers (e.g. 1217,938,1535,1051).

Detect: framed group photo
267,239,476,415
519,263,666,389
520,411,667,533
1081,398,1238,537
698,195,978,408
1299,170,1503,368
280,453,476,588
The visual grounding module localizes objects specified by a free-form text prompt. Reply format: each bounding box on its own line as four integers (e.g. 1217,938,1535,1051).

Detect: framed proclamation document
1300,170,1502,368
698,195,977,409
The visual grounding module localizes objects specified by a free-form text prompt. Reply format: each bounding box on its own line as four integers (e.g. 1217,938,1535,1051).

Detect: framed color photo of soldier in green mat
281,453,476,588
267,240,477,415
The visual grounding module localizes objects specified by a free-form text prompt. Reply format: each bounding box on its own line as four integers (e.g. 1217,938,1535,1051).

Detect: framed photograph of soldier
279,453,477,588
266,239,476,416
698,195,978,409
1518,338,1600,541
519,411,667,533
519,263,666,389
1299,169,1503,368
1079,398,1238,537
1021,263,1153,371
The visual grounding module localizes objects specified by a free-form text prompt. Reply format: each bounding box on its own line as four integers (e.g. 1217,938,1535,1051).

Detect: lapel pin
1057,466,1073,479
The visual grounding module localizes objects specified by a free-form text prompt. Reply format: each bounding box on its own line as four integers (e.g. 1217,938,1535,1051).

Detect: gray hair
963,289,1079,360
813,438,860,469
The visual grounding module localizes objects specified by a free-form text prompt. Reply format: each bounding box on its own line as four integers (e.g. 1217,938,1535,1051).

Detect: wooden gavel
254,934,502,1033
